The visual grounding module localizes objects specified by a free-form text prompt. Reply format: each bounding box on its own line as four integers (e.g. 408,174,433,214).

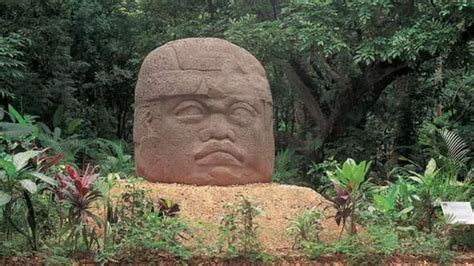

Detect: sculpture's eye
174,100,205,122
228,102,257,126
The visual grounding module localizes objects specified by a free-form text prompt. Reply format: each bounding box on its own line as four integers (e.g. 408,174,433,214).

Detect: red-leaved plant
56,164,103,251
57,164,102,224
36,152,64,172
329,183,352,239
326,159,372,238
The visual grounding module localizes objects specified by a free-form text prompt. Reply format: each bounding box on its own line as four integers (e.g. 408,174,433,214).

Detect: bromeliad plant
56,164,103,252
326,159,372,237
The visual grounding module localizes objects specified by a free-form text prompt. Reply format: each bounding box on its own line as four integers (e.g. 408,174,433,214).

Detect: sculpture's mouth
194,142,244,166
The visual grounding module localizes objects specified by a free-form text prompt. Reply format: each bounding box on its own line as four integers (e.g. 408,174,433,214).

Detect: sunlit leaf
424,158,437,176
7,104,25,124
0,160,16,178
12,150,43,171
20,179,37,194
0,191,11,206
28,172,57,186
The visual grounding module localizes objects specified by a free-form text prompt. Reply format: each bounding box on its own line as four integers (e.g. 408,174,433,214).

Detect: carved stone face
134,38,274,185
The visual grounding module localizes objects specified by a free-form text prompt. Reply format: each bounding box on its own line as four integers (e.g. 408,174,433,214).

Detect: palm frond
438,129,471,165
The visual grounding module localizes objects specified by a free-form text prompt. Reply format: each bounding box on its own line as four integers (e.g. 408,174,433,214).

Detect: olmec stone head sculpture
134,38,274,185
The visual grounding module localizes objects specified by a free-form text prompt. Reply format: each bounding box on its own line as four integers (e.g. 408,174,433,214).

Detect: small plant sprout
288,208,324,249
156,198,180,218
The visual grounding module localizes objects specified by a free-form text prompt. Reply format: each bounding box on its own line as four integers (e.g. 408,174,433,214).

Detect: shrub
304,225,398,265
123,213,191,260
287,208,324,249
218,196,262,258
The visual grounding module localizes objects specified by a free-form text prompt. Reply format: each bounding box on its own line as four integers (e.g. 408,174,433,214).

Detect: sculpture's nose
199,114,236,142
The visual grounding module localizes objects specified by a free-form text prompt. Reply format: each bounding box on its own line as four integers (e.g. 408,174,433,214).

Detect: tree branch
283,63,329,136
316,53,350,88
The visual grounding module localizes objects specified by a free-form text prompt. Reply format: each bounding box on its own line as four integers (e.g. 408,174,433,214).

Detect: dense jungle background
0,0,473,264
1,0,473,181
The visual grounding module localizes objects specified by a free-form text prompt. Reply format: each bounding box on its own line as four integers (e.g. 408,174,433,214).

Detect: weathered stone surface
134,38,274,185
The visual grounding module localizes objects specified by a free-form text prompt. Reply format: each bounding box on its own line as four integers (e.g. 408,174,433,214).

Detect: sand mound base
111,181,341,255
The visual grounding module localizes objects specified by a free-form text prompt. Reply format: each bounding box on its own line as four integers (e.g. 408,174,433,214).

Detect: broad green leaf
36,122,52,134
20,179,37,194
386,185,398,203
0,107,4,121
53,127,61,140
424,158,437,176
53,105,64,128
0,160,16,177
396,226,417,232
66,118,82,135
412,194,421,201
407,175,423,184
0,191,11,206
365,161,372,176
106,173,119,186
28,172,57,186
8,104,25,124
396,206,414,217
326,171,341,187
12,150,43,171
0,122,33,139
373,194,390,211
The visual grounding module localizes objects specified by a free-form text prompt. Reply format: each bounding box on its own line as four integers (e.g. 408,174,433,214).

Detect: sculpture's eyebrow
172,100,205,113
138,94,268,117
229,101,259,114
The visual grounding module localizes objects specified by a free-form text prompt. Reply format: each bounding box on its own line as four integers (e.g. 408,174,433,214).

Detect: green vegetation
218,196,262,259
287,208,323,248
1,0,473,264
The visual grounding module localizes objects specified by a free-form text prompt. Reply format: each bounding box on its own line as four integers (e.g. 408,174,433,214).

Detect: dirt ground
111,181,341,255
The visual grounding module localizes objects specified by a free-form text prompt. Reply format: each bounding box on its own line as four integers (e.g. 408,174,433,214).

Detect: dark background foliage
1,0,473,176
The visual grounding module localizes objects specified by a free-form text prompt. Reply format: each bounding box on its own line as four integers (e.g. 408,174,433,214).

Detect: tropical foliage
0,0,473,263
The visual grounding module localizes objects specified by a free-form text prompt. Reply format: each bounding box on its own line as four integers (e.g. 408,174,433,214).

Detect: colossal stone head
134,38,274,186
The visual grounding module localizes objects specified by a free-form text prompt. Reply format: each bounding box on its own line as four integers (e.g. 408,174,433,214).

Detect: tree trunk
284,57,410,147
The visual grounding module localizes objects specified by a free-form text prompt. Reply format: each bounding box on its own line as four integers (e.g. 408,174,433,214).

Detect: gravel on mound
111,181,342,255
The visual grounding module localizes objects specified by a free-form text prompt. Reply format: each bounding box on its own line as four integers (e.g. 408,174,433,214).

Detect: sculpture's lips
194,142,244,166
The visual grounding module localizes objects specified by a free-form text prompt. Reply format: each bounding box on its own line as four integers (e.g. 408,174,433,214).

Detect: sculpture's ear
133,105,151,144
134,103,164,143
264,101,273,130
145,109,153,123
134,135,163,182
